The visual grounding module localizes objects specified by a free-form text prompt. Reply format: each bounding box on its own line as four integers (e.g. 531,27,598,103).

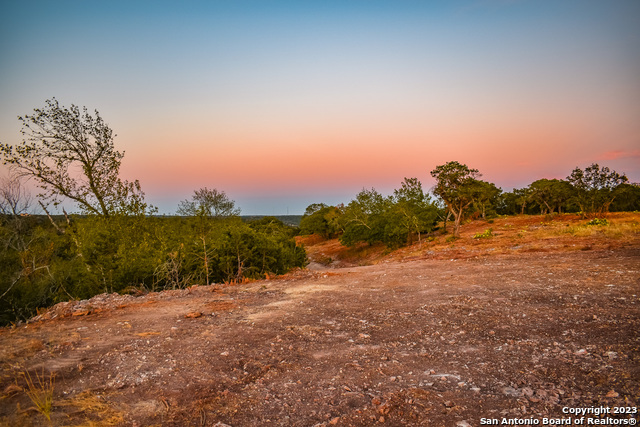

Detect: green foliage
300,205,342,238
567,163,628,216
0,102,310,325
430,161,485,236
528,179,574,214
215,217,307,283
473,228,494,239
339,179,438,248
392,177,438,243
470,180,502,219
177,188,241,285
497,187,532,216
586,218,609,226
611,183,640,212
304,203,328,216
177,187,240,219
339,188,388,247
0,212,309,325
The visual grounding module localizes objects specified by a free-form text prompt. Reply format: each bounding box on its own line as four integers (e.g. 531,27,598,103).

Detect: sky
1,0,639,215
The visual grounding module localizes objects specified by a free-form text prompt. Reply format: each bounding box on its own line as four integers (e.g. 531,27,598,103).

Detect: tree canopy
177,187,240,219
430,161,483,236
567,163,628,215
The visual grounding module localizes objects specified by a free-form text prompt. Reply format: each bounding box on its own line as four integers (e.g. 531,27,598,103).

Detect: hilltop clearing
1,214,639,426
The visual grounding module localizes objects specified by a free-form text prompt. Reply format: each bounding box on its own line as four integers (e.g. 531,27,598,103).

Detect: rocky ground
1,214,639,426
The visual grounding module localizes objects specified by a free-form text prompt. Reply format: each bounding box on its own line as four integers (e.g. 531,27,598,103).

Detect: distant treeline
241,215,302,227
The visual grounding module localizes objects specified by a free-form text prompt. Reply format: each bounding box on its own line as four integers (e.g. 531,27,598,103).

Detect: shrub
474,228,494,239
586,218,609,226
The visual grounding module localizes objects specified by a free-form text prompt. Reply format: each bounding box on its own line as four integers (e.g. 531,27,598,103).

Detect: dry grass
560,219,640,239
63,391,125,426
20,368,55,421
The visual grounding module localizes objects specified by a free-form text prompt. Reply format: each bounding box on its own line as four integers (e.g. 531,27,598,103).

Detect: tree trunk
200,234,209,286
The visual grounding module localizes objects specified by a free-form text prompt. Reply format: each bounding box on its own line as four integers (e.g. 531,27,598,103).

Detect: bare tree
0,173,32,217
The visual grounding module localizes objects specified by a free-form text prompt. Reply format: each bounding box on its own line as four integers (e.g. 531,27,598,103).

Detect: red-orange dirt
1,213,639,426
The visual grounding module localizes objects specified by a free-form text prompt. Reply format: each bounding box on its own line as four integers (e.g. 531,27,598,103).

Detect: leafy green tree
430,161,483,236
392,177,438,243
177,188,240,285
300,204,342,238
340,188,390,246
471,180,502,219
528,179,574,214
304,203,328,216
215,220,257,283
611,183,640,212
0,98,151,217
249,217,308,275
497,188,530,216
514,187,531,215
177,187,241,219
68,215,162,295
567,164,628,216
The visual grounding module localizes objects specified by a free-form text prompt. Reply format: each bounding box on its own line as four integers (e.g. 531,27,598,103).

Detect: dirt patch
1,214,639,426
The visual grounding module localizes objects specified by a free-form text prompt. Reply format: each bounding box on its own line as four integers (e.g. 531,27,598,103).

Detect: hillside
1,213,639,426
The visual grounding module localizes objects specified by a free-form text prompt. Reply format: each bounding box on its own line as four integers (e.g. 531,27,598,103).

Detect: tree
498,188,530,215
177,187,240,285
514,187,531,215
567,164,628,216
177,187,240,219
527,179,574,214
0,173,32,217
471,180,502,219
304,203,328,217
300,204,342,238
248,217,308,276
611,183,640,212
392,177,438,243
339,188,389,247
0,98,151,217
430,161,483,236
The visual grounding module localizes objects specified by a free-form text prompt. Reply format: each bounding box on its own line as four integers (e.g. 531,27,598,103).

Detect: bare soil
1,214,639,426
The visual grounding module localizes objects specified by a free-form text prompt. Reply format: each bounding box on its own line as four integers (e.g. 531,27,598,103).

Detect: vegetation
0,98,152,217
586,218,609,226
20,369,55,421
299,204,343,239
300,161,636,248
430,161,484,236
567,164,629,215
0,99,637,326
300,177,439,249
473,228,494,239
498,164,635,217
0,100,307,326
0,208,307,325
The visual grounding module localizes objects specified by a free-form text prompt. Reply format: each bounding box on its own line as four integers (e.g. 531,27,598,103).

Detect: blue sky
1,0,639,214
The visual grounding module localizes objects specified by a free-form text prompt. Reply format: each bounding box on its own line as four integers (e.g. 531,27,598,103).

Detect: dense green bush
0,213,307,326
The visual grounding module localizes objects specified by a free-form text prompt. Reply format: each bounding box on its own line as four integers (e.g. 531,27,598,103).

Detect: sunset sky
1,0,639,215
